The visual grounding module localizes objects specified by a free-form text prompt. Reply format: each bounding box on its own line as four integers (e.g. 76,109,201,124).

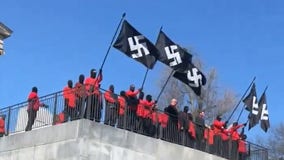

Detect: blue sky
1,0,283,139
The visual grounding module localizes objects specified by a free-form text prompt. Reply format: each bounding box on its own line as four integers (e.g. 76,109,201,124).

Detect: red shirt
126,90,139,98
74,82,87,98
188,121,196,139
229,124,244,141
104,90,116,103
63,86,76,108
238,139,247,153
28,91,41,111
118,96,126,115
85,74,102,95
136,99,146,117
158,113,168,128
0,118,5,134
213,119,225,135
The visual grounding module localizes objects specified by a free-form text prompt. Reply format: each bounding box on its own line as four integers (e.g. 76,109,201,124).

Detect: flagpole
141,68,149,89
156,70,175,102
226,76,256,122
100,13,126,70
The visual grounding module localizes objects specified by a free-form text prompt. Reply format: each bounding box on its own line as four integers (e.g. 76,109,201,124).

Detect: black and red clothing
63,86,76,121
125,89,140,131
117,95,127,128
84,72,102,121
25,91,44,131
104,90,118,126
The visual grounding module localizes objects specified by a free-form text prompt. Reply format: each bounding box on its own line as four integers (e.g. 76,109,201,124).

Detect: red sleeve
104,91,116,103
213,120,224,129
126,90,139,97
0,119,4,128
144,101,154,109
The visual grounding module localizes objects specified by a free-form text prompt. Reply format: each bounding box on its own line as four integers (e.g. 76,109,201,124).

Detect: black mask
68,80,73,88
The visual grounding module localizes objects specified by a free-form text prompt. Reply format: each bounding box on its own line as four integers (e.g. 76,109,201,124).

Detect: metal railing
0,88,268,160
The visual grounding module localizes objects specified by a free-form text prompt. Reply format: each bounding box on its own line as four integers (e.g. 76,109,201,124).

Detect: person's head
216,115,222,121
241,134,247,140
233,121,238,126
139,91,144,100
90,69,97,78
67,80,73,88
109,85,114,92
199,111,205,118
130,84,135,92
32,86,38,93
120,90,126,97
183,106,189,113
170,98,177,107
79,74,84,84
146,94,152,102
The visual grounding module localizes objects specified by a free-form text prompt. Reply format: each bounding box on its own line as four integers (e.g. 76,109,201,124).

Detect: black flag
258,91,270,132
113,20,158,69
247,84,260,130
173,63,206,96
155,30,192,72
243,83,257,111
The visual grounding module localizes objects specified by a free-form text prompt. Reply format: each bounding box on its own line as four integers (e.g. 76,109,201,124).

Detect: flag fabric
258,91,270,132
155,30,192,72
113,20,159,69
173,63,206,96
243,83,257,111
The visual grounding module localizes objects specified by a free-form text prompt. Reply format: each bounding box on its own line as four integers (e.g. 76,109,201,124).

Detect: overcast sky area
1,0,283,141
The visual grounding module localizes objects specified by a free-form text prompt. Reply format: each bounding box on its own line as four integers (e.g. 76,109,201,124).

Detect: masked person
117,91,127,129
213,115,226,156
125,84,141,131
25,87,48,131
74,74,87,119
84,69,103,121
63,80,76,121
104,85,118,126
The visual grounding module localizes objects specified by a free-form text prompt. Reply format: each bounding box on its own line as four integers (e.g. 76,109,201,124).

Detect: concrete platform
0,119,226,160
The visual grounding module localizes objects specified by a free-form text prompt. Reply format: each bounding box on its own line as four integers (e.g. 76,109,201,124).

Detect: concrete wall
0,119,226,160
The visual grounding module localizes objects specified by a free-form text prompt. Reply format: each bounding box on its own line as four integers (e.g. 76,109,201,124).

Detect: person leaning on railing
104,84,118,127
25,87,48,131
63,80,76,121
117,91,127,129
0,115,6,137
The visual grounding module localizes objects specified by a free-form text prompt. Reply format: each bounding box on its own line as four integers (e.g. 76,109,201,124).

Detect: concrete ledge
0,119,227,160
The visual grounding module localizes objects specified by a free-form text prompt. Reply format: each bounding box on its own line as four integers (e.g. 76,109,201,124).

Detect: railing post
6,107,11,136
52,93,58,125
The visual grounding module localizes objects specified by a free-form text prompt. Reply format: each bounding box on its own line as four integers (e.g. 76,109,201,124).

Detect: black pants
126,107,137,131
196,131,205,151
85,94,102,122
64,107,76,121
239,152,247,160
222,140,229,159
25,109,37,131
117,115,125,129
213,135,222,156
104,103,117,126
76,97,85,119
0,133,4,137
231,140,238,160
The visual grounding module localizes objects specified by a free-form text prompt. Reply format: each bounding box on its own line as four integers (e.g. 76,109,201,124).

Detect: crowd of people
0,68,249,160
